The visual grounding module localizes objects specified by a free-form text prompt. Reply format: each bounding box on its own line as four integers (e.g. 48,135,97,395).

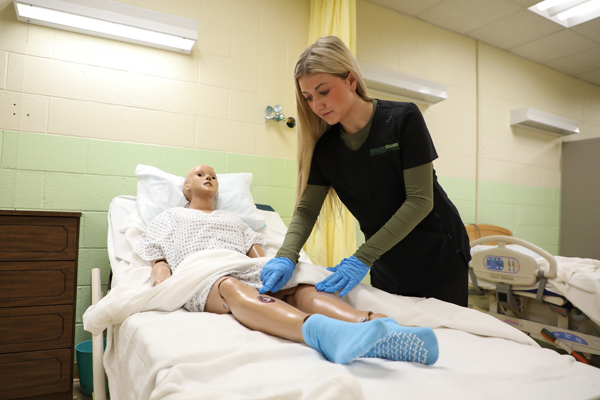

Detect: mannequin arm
151,259,172,287
247,244,265,258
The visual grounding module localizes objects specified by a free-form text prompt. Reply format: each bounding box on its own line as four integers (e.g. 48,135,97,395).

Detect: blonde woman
259,36,471,307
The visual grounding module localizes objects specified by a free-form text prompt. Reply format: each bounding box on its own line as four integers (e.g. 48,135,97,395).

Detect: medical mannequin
137,165,439,365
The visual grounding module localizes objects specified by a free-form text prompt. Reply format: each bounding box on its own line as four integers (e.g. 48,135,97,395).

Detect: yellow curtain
303,0,357,268
308,0,356,54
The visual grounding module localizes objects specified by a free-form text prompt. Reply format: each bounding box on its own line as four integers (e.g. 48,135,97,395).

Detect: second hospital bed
466,224,600,364
83,166,600,400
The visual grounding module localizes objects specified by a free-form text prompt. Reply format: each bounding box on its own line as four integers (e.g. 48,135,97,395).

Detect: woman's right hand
259,257,295,294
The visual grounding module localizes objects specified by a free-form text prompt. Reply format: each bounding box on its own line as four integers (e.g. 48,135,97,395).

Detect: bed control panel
484,256,520,274
470,236,557,286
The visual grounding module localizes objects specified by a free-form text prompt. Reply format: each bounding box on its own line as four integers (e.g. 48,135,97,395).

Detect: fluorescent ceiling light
557,0,600,20
529,0,600,27
536,0,571,11
13,0,198,53
358,62,448,104
510,108,579,136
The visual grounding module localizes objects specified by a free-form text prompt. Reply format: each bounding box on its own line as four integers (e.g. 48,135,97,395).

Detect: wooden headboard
465,224,513,245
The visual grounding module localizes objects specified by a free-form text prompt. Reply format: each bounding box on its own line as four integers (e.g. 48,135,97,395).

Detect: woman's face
298,72,357,126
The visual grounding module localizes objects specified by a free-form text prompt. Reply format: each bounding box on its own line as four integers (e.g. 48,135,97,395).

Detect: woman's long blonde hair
293,36,371,222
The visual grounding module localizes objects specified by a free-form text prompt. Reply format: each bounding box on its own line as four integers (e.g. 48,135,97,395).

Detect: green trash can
75,339,109,396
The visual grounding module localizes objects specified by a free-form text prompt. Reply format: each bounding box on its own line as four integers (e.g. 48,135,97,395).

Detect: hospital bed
467,224,600,364
83,166,600,400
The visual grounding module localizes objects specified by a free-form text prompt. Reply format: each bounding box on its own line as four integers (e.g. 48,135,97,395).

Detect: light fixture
13,0,198,54
510,108,579,136
529,0,600,27
358,62,448,104
536,0,572,11
557,0,600,20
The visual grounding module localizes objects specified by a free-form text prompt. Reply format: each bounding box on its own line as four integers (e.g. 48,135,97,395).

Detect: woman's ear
346,71,358,91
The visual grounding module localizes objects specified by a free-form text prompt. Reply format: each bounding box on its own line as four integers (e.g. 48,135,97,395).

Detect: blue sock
302,314,388,364
362,318,439,365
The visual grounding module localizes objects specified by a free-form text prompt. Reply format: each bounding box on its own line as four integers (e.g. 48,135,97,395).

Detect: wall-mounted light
358,61,448,105
265,105,296,128
13,0,198,54
510,108,580,136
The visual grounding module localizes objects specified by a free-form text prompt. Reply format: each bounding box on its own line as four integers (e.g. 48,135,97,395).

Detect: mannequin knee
205,276,243,314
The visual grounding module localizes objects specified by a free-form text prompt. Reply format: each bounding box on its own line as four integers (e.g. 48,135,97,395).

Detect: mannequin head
183,165,219,204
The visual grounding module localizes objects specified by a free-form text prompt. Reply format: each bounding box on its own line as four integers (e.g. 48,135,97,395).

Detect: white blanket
547,256,600,326
83,249,537,346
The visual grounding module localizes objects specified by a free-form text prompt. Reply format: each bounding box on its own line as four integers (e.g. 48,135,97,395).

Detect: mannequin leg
205,276,307,342
283,284,387,323
204,277,389,364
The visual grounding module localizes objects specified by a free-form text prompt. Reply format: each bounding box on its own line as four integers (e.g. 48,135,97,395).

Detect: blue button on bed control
486,256,504,271
484,256,520,274
552,331,589,346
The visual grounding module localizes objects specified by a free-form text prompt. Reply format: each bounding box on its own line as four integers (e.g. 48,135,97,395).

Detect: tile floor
73,379,109,399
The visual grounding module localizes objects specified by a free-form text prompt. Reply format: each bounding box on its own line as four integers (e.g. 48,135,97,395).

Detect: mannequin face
298,72,357,126
184,165,219,200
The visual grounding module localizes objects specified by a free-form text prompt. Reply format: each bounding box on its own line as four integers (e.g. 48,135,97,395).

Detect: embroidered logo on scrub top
370,143,399,156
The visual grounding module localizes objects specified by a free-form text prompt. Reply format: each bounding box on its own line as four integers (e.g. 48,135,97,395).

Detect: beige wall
0,0,309,159
357,0,600,192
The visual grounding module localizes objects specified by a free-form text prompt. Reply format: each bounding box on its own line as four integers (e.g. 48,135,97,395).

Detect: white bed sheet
88,197,600,400
110,310,600,400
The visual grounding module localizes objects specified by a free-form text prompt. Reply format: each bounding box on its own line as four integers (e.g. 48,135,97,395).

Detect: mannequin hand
259,257,296,294
151,260,171,287
315,255,369,297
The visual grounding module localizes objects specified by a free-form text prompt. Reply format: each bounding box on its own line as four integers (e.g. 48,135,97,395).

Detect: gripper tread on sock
302,314,388,364
361,318,439,365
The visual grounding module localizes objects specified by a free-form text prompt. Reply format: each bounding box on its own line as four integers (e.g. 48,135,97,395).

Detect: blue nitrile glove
315,255,369,297
259,257,296,294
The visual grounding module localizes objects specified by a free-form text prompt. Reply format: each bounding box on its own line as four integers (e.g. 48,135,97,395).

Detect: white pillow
132,164,266,230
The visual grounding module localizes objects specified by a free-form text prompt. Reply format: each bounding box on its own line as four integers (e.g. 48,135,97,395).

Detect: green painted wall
0,130,561,346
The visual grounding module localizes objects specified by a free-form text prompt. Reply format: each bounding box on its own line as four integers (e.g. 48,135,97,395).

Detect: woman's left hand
315,255,370,297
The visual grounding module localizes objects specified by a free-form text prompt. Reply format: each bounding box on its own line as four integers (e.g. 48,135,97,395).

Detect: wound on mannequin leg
302,314,388,364
257,295,276,303
361,318,439,365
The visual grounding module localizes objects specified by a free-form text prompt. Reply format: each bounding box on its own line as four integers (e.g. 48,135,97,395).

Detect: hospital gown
134,207,267,312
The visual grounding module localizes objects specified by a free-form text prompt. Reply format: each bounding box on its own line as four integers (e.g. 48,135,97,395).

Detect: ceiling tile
571,18,600,43
576,68,600,86
508,0,540,6
417,0,521,34
468,9,563,49
510,29,599,63
365,0,443,16
547,46,600,75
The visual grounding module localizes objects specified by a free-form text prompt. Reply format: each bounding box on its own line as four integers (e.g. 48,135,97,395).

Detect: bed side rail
91,268,107,400
470,235,557,280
